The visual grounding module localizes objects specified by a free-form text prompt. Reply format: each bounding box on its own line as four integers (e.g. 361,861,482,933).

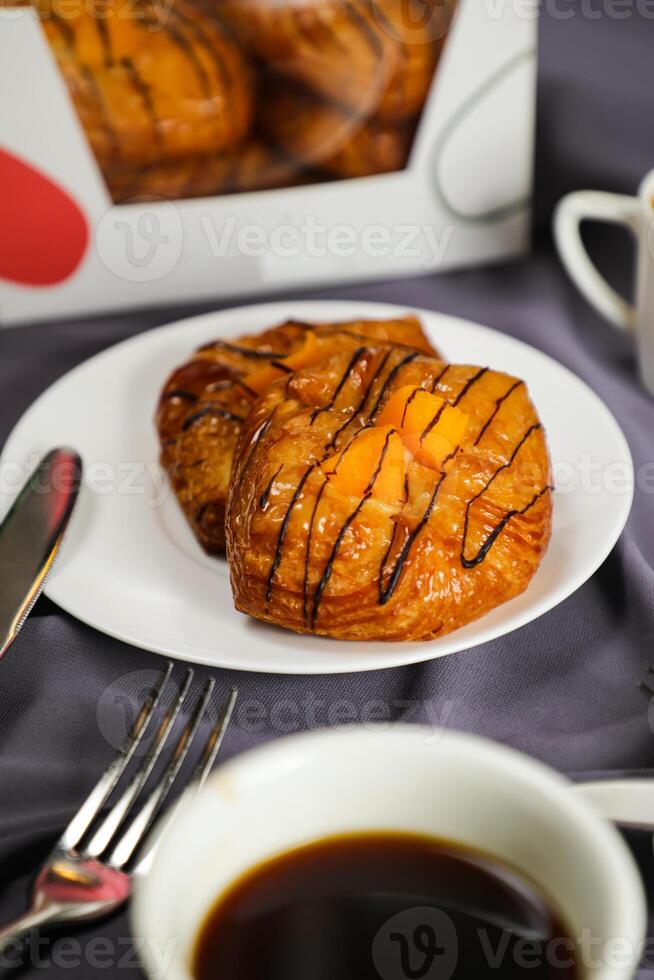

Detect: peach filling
378,384,468,469
322,426,406,508
322,384,468,505
246,333,321,394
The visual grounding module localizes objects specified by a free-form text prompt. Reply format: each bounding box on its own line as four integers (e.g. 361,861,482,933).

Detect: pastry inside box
14,0,459,202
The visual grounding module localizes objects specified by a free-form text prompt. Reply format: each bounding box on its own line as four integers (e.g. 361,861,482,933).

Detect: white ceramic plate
1,300,633,674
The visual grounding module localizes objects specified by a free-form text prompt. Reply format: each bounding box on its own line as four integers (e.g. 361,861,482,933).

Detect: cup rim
132,724,646,980
638,168,654,203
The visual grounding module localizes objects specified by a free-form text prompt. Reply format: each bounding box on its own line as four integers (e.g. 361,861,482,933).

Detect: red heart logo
0,147,89,287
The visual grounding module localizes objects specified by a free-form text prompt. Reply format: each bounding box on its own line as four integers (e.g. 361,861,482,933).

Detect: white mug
132,726,645,980
554,171,654,395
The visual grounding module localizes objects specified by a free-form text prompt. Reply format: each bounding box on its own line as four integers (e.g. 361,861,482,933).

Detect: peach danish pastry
38,0,253,184
157,316,437,554
215,0,457,123
226,349,553,641
214,0,397,120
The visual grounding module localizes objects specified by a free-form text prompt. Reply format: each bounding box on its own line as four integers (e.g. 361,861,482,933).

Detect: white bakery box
0,0,536,326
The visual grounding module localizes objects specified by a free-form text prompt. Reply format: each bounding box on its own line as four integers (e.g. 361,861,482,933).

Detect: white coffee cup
554,172,654,395
132,726,645,980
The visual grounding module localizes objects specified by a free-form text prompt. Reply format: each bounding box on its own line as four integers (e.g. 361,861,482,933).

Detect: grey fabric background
1,2,654,976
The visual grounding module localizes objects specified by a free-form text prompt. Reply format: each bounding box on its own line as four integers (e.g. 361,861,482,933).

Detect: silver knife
0,448,82,658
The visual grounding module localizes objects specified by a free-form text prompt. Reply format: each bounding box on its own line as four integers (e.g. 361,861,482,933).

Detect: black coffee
193,832,578,980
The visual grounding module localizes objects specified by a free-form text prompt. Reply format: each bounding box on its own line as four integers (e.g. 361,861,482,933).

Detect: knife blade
0,448,82,658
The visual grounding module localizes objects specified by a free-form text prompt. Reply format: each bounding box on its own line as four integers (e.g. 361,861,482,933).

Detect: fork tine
107,676,217,870
57,662,173,853
83,668,194,859
191,687,238,793
130,687,238,877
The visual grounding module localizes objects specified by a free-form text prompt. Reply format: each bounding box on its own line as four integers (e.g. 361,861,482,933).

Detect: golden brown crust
105,140,303,203
157,316,438,554
214,0,398,118
226,350,552,641
260,79,416,178
259,80,365,170
372,0,454,122
322,114,415,178
215,0,457,121
39,0,253,172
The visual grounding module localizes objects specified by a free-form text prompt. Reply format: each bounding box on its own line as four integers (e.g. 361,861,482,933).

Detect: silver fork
0,663,237,954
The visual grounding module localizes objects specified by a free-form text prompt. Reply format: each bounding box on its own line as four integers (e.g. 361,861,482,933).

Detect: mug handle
553,190,641,335
575,778,654,831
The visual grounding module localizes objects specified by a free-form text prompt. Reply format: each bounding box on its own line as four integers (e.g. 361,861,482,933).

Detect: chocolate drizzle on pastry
303,479,329,622
421,367,487,444
207,377,258,398
400,385,423,427
461,485,553,569
310,429,396,627
310,347,369,424
158,19,213,97
454,366,489,404
229,414,275,507
429,363,450,393
181,405,245,430
120,57,164,151
266,463,317,603
161,389,198,402
378,448,458,606
367,351,420,421
259,465,283,510
461,423,547,568
474,380,523,446
164,6,232,94
197,340,286,358
326,348,393,450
